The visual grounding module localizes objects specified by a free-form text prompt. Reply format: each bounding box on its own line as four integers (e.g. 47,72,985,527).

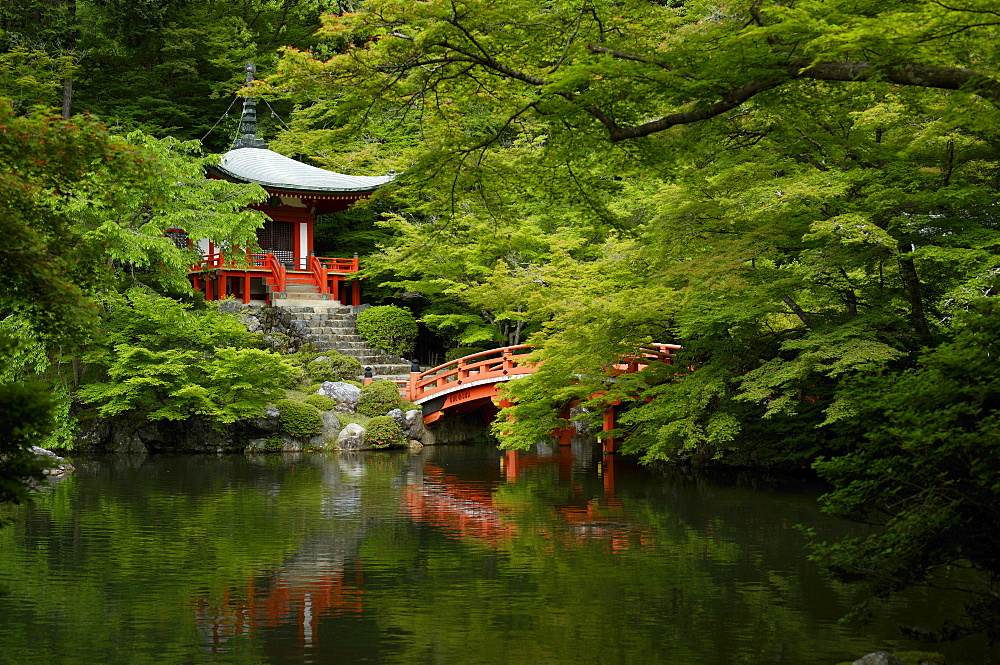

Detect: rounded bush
357,380,402,417
364,415,406,448
355,305,418,357
305,353,363,382
303,393,336,411
275,399,323,437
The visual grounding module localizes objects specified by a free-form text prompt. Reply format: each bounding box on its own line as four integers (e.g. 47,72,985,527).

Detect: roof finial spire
233,61,267,149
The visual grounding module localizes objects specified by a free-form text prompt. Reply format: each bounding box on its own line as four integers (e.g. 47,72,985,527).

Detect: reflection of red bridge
405,455,658,554
402,465,517,545
378,343,682,449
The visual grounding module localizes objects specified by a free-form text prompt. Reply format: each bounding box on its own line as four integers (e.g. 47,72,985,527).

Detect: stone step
300,327,359,335
308,339,367,349
285,306,353,314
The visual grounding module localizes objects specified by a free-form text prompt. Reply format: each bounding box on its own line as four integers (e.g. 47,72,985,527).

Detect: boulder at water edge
308,411,343,450
30,447,75,477
336,423,366,450
317,381,361,413
853,653,905,665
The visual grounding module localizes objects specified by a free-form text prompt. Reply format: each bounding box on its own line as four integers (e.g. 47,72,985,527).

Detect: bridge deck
383,343,681,429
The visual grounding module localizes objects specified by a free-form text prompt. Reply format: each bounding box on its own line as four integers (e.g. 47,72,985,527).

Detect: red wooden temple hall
185,62,395,306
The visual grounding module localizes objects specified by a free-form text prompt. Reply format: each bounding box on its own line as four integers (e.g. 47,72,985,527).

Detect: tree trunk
62,76,73,119
897,241,931,340
782,295,814,329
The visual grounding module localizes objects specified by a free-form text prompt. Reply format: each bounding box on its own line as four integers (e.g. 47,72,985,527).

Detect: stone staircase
283,303,412,377
272,272,333,306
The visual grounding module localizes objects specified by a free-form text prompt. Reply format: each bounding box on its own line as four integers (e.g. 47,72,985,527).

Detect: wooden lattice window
165,229,189,249
257,220,294,254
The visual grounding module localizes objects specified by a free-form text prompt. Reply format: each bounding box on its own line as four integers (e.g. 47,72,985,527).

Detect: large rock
109,428,148,454
30,447,75,476
853,653,905,665
239,314,262,333
336,423,366,451
244,407,281,434
403,409,421,437
308,411,343,450
318,381,361,413
244,435,303,453
387,408,405,427
404,409,437,445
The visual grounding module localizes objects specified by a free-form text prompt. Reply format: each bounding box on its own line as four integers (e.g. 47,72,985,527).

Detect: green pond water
0,443,997,665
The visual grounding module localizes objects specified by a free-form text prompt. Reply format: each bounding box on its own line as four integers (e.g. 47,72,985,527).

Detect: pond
0,442,996,665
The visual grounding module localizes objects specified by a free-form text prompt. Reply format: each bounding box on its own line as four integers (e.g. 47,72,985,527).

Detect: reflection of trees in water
5,449,994,664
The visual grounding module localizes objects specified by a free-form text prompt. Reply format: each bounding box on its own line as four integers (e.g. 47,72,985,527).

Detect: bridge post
602,455,616,496
363,367,373,386
504,449,520,480
602,401,620,454
556,405,574,447
408,359,420,403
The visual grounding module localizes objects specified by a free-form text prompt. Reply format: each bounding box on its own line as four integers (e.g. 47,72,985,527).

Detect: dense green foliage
355,305,418,358
356,380,403,418
0,0,355,148
811,300,1000,642
363,415,406,448
302,393,336,411
0,101,266,491
0,335,50,513
77,291,296,428
275,398,323,438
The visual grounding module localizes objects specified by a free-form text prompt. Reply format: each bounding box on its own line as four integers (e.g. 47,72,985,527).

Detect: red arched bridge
369,343,682,452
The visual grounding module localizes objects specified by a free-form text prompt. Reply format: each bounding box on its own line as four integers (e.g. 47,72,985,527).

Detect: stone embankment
75,381,435,455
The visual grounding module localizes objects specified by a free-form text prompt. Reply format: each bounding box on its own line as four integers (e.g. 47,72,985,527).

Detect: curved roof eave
213,147,396,193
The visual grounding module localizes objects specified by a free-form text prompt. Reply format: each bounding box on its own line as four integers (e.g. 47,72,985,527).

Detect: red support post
556,405,573,446
602,455,616,497
351,280,361,306
504,450,520,480
243,273,251,304
602,403,617,454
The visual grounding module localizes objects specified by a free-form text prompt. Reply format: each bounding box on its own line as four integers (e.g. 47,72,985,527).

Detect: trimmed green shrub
357,380,402,417
305,353,363,382
355,305,418,357
364,415,406,448
275,399,323,437
303,394,336,411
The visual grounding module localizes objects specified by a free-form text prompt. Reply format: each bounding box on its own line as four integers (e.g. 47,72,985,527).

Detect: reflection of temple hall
187,63,395,306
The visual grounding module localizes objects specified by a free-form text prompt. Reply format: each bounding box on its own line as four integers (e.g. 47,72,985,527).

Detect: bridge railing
612,343,683,373
408,345,535,403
